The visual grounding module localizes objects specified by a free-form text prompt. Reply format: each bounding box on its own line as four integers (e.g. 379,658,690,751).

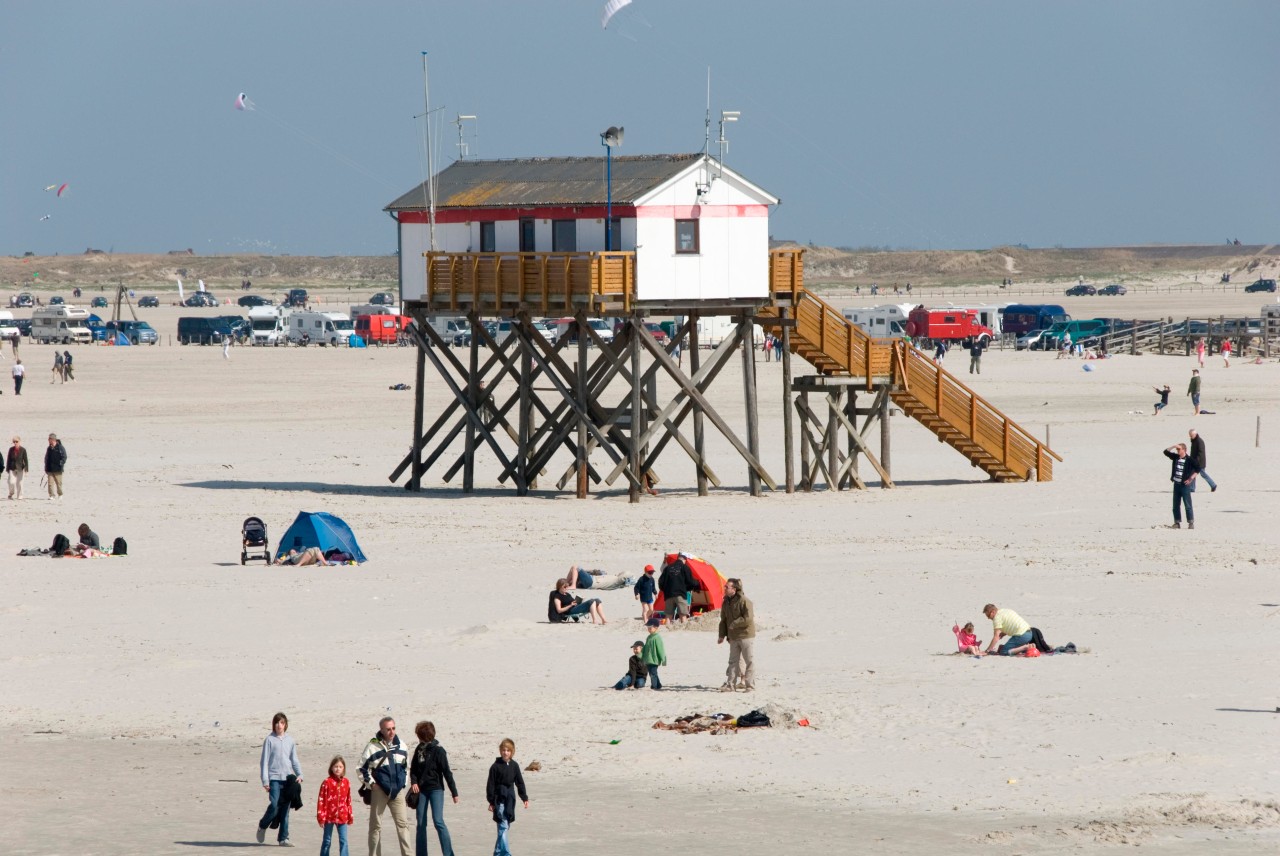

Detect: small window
675,219,699,254
479,221,496,252
519,219,536,252
552,220,577,252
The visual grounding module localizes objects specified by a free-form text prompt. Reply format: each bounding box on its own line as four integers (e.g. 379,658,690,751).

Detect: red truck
904,306,994,347
355,313,411,345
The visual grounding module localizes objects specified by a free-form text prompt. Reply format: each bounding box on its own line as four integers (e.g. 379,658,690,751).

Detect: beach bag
736,709,772,728
50,533,70,554
111,537,127,556
405,788,419,810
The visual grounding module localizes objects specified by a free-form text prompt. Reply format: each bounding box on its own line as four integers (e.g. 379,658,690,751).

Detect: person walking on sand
223,334,231,360
256,712,303,846
44,433,66,499
1163,441,1199,529
360,716,412,856
1196,337,1206,368
641,616,667,690
6,436,29,499
485,739,529,856
62,350,74,381
717,578,756,692
11,359,23,395
1152,384,1171,416
316,755,353,856
1220,338,1232,367
968,338,985,375
409,720,459,856
51,350,64,384
1188,429,1218,493
1187,369,1202,415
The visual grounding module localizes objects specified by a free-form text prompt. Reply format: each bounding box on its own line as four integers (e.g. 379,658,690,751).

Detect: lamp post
600,126,624,250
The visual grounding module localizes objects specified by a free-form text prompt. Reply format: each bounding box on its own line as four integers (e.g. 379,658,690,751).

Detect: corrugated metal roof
385,154,701,211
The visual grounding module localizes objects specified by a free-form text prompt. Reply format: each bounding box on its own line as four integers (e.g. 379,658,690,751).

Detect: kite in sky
234,92,254,111
601,0,632,28
56,183,68,197
44,184,58,192
39,214,51,221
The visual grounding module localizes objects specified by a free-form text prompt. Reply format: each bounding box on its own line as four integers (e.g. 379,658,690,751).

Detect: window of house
675,219,699,254
519,219,535,252
552,220,577,252
479,221,496,252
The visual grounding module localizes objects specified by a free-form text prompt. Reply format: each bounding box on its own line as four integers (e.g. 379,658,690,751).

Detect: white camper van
841,304,914,338
31,305,93,344
0,311,18,342
249,306,291,346
287,310,354,346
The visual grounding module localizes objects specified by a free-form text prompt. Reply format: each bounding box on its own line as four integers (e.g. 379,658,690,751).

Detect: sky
3,0,1278,256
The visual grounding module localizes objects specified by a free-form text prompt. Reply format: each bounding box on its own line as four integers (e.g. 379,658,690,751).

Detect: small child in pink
952,621,984,656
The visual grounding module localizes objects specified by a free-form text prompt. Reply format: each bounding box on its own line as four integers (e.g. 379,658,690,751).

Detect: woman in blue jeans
257,712,303,845
409,721,459,856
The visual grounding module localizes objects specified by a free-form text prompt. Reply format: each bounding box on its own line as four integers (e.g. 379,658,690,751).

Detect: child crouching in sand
952,621,984,656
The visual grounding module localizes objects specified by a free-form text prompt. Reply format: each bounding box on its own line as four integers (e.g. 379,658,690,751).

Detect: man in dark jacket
44,433,66,499
360,717,412,856
1164,442,1199,529
1188,429,1218,492
717,578,756,692
658,556,697,624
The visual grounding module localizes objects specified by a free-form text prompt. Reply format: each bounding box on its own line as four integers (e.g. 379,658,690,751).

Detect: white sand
2,296,1279,854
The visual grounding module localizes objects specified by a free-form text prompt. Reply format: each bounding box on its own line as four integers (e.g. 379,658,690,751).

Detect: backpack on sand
111,537,127,556
51,533,70,555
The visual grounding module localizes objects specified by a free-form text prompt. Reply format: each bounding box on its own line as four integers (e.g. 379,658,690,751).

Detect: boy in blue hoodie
633,564,657,621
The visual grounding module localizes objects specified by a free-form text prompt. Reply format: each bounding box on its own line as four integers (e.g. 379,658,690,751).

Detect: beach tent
653,552,726,614
275,511,367,562
112,332,131,346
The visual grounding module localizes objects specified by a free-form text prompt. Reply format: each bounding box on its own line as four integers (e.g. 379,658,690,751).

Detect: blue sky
3,1,1277,256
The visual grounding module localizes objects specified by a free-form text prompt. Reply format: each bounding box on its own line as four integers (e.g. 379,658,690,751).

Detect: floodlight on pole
600,126,624,251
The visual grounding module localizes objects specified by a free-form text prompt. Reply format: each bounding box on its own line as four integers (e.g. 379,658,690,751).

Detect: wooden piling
781,307,795,493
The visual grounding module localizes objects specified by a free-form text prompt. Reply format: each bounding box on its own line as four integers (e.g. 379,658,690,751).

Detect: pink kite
234,92,253,111
56,183,68,197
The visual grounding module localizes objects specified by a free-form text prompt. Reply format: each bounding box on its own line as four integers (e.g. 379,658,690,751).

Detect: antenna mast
455,114,477,160
422,51,436,251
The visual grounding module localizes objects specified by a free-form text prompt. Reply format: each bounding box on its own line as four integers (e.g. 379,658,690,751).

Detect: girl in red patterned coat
316,756,353,856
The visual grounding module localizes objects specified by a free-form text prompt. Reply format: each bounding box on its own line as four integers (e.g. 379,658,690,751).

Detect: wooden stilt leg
826,389,839,491
800,390,812,491
781,307,795,494
518,318,532,497
410,331,425,491
629,321,642,503
689,310,708,496
463,312,479,492
576,318,589,499
741,315,762,496
880,385,892,488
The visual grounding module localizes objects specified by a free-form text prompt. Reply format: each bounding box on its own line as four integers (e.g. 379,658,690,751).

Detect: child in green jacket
641,617,667,690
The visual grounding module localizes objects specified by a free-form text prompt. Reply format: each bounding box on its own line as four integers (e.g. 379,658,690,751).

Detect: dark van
1001,304,1070,336
284,288,309,308
177,316,237,345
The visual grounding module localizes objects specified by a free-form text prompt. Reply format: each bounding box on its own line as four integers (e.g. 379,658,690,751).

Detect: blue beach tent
275,511,367,562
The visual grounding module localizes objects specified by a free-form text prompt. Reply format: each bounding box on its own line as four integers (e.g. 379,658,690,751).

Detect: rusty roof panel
386,154,701,211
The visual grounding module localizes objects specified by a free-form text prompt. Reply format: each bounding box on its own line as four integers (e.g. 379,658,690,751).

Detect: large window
479,221,496,252
519,218,536,252
675,219,699,254
552,219,577,252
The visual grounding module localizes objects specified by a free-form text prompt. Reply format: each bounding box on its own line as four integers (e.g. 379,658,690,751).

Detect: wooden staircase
761,249,1061,482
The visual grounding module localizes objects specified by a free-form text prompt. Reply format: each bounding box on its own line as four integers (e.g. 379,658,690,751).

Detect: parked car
369,292,396,306
1064,284,1096,296
15,319,32,337
13,292,35,308
138,295,160,307
50,295,65,305
237,294,274,307
1015,329,1049,350
90,296,109,307
1245,278,1277,293
104,320,158,345
1097,284,1127,296
183,292,218,307
84,317,110,342
283,288,309,307
644,322,669,345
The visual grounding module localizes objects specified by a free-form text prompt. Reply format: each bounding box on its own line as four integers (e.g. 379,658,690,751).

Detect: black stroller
241,516,270,565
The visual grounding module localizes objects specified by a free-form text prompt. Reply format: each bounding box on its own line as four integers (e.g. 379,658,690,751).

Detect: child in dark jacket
613,641,649,690
633,564,657,621
486,739,529,856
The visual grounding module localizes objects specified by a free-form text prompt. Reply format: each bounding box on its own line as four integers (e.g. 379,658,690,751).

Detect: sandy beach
2,287,1279,855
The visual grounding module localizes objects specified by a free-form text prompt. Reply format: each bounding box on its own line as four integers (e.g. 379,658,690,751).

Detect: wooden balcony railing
423,251,635,316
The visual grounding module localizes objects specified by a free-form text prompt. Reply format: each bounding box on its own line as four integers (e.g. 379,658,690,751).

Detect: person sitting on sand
548,578,606,624
952,621,984,656
983,604,1036,656
76,523,100,549
274,546,327,566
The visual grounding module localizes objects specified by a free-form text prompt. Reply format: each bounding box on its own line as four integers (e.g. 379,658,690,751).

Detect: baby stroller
241,516,270,565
